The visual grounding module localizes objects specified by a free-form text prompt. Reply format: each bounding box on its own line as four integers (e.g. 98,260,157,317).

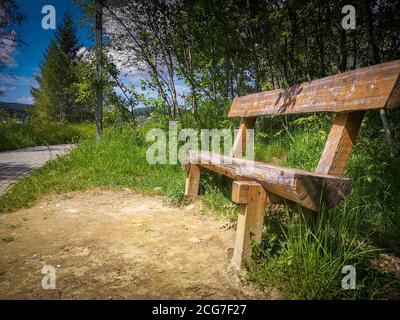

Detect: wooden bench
183,60,400,269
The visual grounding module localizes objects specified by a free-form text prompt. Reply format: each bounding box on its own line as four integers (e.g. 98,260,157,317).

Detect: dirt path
0,189,272,299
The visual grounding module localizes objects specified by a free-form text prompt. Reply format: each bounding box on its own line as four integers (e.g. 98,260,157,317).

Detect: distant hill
0,101,33,121
0,102,157,122
133,106,154,118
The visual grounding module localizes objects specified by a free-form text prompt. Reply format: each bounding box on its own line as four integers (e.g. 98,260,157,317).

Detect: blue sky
0,0,188,107
0,0,93,104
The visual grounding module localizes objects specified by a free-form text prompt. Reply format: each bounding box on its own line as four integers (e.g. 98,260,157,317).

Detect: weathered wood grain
188,150,353,211
386,73,400,109
229,60,400,117
229,117,256,158
231,181,266,269
184,164,201,203
316,112,364,176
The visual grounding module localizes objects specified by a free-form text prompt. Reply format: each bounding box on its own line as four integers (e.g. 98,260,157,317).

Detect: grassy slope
0,119,399,299
0,121,94,151
0,125,184,213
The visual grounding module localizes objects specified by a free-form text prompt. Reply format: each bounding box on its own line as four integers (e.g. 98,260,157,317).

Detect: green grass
194,114,400,299
0,124,184,214
0,116,399,299
248,207,383,299
246,116,400,299
0,121,94,151
201,184,238,222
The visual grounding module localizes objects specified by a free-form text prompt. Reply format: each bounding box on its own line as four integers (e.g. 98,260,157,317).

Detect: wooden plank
184,164,200,203
232,176,283,204
232,180,252,204
316,112,364,176
231,181,266,269
229,117,256,158
265,192,285,204
188,150,352,211
386,73,400,109
228,60,400,117
229,117,286,204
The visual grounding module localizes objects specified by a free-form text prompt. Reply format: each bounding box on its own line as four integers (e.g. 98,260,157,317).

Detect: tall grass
0,114,399,299
248,206,382,299
0,121,94,151
246,114,400,299
0,124,184,213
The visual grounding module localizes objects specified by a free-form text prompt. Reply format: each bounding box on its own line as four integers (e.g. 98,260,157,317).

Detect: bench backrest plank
228,60,400,118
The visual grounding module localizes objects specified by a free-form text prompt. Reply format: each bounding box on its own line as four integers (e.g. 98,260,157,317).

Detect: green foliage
201,184,238,222
74,54,138,125
0,120,94,151
248,210,381,299
245,116,400,299
165,179,185,206
30,13,133,125
0,0,26,84
32,14,80,123
340,135,400,249
90,0,400,129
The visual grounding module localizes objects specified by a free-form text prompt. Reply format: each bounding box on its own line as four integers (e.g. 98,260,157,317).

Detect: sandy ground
0,189,272,300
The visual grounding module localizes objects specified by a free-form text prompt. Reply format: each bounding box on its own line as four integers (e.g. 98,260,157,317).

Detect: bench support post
231,181,266,269
183,164,201,203
229,117,256,158
316,111,364,176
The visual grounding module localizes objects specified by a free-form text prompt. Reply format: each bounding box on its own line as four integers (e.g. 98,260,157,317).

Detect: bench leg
183,164,201,203
231,181,266,269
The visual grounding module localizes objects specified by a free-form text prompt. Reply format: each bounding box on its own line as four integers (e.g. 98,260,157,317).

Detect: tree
102,1,182,120
74,50,139,124
79,0,400,129
0,0,26,96
32,14,80,123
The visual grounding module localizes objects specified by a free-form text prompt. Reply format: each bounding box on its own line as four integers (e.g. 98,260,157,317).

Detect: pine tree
32,14,80,123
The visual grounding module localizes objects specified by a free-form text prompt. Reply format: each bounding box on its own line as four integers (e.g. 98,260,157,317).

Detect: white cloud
102,6,151,80
0,75,36,87
77,46,87,57
16,95,34,104
175,84,190,96
106,48,150,79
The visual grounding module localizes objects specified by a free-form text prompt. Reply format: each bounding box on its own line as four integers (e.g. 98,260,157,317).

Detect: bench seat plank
188,150,353,211
229,60,400,117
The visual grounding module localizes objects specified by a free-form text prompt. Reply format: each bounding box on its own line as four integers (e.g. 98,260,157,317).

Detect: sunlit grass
0,121,94,151
0,116,399,299
0,124,184,213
